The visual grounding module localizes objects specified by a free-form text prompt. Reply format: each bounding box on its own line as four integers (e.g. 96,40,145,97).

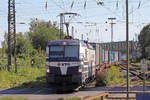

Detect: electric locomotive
46,39,96,90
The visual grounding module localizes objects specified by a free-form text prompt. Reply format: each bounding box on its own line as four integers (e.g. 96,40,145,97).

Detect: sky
0,0,150,47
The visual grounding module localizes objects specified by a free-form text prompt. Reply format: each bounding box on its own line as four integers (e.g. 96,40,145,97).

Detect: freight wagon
90,43,122,64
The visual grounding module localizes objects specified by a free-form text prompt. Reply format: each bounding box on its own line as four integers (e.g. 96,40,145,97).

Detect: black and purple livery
46,39,96,90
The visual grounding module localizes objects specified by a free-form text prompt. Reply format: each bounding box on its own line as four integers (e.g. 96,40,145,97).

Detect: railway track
118,63,150,80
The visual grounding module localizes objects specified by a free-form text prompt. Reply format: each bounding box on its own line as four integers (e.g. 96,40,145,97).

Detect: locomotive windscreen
49,45,79,61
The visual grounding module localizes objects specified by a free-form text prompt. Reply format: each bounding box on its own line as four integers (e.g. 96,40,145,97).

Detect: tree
2,32,33,57
16,32,33,56
138,24,150,58
27,18,60,50
0,42,6,58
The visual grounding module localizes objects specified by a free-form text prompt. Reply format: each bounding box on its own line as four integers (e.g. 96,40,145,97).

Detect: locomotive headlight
46,67,50,73
62,42,67,45
78,67,82,72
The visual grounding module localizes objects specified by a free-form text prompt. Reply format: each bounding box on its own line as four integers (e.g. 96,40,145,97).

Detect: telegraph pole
8,0,17,72
126,0,130,99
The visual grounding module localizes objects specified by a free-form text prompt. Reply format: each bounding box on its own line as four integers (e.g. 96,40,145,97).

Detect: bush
147,60,150,66
96,66,125,86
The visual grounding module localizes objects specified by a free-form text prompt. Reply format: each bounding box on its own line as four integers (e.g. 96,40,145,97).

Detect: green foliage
147,60,150,66
145,45,150,59
0,18,60,87
57,98,64,100
96,66,125,86
92,98,101,100
65,97,81,100
2,32,34,57
138,24,150,58
0,66,45,88
2,19,60,57
16,33,33,56
57,97,81,100
135,62,141,66
0,97,27,100
0,48,2,57
17,50,45,68
0,42,6,57
131,58,137,63
0,51,46,88
0,58,7,70
28,18,60,50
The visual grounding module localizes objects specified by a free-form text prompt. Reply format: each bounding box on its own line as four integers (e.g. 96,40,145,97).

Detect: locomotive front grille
50,67,61,75
55,75,72,84
50,66,79,75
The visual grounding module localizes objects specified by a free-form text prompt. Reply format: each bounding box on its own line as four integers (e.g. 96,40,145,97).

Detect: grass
0,58,7,70
145,80,150,84
134,62,141,66
0,97,28,100
0,67,46,88
0,56,46,88
66,97,81,100
57,97,81,100
92,98,101,100
57,98,65,100
131,59,150,66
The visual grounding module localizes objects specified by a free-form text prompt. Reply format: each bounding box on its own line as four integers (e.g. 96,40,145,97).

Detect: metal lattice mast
8,0,17,72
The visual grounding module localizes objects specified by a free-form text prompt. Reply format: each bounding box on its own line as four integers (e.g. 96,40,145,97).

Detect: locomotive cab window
65,46,79,58
49,46,64,58
49,45,79,61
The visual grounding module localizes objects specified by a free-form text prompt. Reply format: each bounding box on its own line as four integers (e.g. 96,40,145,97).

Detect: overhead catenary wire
1,0,149,23
1,0,150,42
9,0,149,19
129,0,150,14
61,0,67,11
50,0,67,12
71,1,74,9
18,0,150,26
